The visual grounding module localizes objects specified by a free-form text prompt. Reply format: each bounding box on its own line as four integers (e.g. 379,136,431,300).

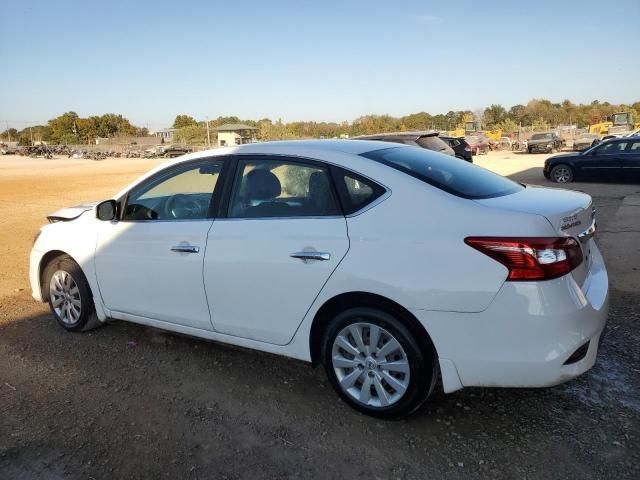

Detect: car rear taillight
464,146,472,152
464,237,583,280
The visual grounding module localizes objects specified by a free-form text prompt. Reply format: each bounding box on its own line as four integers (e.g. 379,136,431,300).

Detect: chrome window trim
214,215,345,222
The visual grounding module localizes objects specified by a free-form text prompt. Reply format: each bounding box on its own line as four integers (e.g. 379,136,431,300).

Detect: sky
1,0,639,130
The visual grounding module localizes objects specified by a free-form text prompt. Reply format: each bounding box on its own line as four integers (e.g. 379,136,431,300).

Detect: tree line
2,98,639,146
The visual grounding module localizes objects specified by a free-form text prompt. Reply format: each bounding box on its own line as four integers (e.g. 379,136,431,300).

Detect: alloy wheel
331,322,410,408
49,270,82,325
552,166,571,183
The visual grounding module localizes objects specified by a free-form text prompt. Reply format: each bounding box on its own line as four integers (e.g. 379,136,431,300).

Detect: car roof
157,139,409,167
113,140,411,199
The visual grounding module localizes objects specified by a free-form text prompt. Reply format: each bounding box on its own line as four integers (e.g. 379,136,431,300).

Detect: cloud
413,14,444,26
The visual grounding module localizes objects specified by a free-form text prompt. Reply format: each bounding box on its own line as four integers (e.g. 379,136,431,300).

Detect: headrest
245,168,281,200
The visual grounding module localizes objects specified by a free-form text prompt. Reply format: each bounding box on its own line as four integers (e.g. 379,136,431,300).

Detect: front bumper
29,248,45,302
413,241,609,392
529,144,553,153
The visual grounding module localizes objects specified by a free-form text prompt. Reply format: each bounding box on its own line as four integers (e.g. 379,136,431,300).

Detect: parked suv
440,136,473,162
528,132,563,154
353,131,455,157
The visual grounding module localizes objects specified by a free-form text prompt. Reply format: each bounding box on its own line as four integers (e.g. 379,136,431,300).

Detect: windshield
360,147,523,199
531,133,552,140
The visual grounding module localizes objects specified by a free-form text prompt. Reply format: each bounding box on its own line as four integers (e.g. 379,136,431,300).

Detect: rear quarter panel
317,174,558,314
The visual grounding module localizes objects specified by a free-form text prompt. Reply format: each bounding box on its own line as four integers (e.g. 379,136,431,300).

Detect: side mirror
96,200,117,221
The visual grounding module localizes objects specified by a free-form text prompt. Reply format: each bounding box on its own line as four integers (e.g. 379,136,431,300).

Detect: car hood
528,138,554,145
47,202,98,222
547,152,582,162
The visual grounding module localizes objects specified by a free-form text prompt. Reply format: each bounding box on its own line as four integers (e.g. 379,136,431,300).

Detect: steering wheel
164,194,204,219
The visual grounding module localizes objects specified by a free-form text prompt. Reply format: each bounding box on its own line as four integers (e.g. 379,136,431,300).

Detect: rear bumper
413,242,609,392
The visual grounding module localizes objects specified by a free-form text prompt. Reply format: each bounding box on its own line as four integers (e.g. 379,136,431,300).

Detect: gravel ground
1,289,638,479
0,152,638,479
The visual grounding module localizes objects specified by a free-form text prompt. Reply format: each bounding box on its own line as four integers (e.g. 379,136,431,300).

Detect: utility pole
206,116,211,146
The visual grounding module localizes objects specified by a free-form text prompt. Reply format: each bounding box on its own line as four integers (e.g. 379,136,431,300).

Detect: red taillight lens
464,237,583,280
464,146,472,152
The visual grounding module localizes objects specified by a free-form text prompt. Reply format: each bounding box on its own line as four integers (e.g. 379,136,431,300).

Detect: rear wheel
321,307,437,419
44,255,101,332
550,164,574,183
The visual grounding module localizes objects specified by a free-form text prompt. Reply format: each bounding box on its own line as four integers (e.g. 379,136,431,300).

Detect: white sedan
30,140,609,418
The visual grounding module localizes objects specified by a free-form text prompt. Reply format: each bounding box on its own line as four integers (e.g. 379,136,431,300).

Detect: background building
215,124,259,147
153,128,177,143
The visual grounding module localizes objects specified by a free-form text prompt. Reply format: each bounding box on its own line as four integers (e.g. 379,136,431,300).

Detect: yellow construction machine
589,112,640,135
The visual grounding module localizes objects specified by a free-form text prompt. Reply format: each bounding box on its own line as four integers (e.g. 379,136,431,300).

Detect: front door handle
290,251,331,262
171,245,200,254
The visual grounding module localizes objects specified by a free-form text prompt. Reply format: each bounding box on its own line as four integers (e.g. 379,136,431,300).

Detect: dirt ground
1,151,639,479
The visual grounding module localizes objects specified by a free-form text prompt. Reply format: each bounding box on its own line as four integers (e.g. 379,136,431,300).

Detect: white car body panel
30,211,108,321
204,216,349,345
29,140,609,395
94,219,215,330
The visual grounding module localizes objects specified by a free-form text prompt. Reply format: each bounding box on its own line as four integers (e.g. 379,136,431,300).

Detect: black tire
549,164,574,183
321,307,437,419
528,147,532,154
43,255,101,332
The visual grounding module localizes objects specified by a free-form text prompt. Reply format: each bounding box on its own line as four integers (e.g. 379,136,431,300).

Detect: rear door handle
171,245,200,254
290,251,331,261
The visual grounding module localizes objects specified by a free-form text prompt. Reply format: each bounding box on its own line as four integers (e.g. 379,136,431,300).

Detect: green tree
483,104,507,128
48,111,80,144
508,104,526,124
0,128,18,141
173,114,198,129
499,118,518,133
174,125,207,144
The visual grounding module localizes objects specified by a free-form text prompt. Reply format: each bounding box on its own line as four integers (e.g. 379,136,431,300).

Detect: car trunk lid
474,186,595,285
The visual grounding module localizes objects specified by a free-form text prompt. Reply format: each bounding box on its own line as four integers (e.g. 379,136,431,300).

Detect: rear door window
360,146,523,199
228,157,340,218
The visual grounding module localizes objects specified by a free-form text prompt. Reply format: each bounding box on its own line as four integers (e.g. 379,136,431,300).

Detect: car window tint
627,141,640,152
228,158,339,218
330,165,386,215
361,146,523,199
123,161,222,221
597,142,627,154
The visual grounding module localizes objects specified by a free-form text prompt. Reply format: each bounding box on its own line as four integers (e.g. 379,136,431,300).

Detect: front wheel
550,164,574,183
322,307,437,419
44,255,101,332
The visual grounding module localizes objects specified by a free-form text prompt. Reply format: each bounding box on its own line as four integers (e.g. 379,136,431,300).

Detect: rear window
416,136,449,152
360,147,523,199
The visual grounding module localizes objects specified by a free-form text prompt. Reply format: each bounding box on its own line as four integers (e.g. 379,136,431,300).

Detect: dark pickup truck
527,132,563,154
